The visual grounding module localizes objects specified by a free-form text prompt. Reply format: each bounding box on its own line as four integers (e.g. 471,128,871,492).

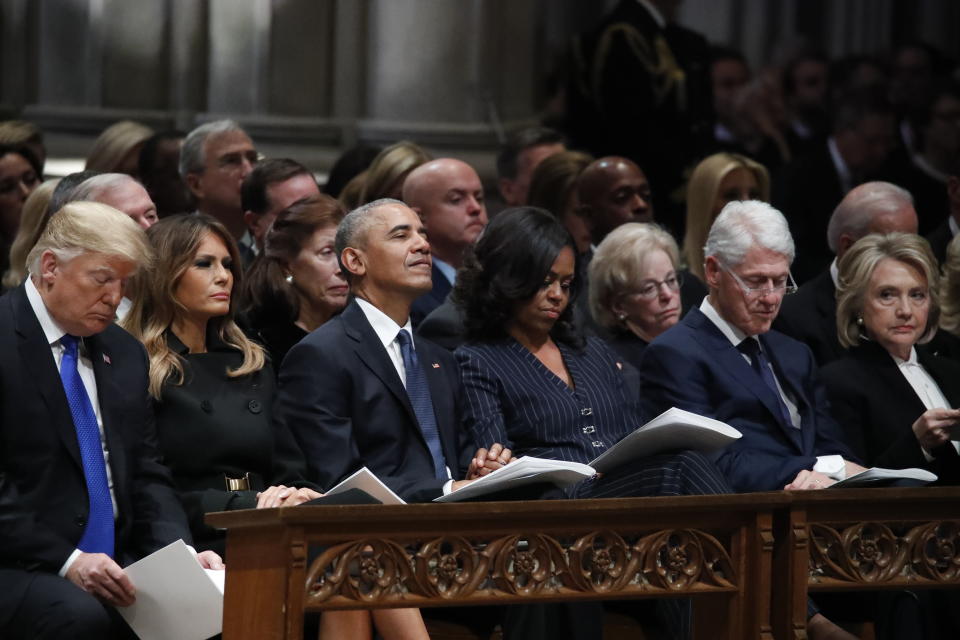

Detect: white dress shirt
892,347,960,458
25,277,118,575
699,296,847,479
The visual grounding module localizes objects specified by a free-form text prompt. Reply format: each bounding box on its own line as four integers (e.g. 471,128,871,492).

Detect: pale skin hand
467,443,514,479
256,485,324,509
784,469,836,491
66,549,224,606
912,408,960,453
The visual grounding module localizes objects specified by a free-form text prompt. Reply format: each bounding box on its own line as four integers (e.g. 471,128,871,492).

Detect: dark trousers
2,571,136,640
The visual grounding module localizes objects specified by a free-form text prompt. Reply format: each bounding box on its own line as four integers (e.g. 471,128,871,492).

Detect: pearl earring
856,315,864,326
617,313,627,322
285,274,293,284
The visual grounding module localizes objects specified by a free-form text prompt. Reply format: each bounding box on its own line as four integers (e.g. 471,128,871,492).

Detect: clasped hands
65,548,223,607
451,443,514,492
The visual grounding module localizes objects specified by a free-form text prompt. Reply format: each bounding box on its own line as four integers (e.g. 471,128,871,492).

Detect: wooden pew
208,493,788,640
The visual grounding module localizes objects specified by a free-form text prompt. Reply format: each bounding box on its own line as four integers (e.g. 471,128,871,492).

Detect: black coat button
75,515,86,527
248,399,262,414
200,400,213,413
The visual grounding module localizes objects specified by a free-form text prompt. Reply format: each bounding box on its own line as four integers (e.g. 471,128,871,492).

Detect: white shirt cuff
442,479,455,495
814,455,846,480
59,548,82,577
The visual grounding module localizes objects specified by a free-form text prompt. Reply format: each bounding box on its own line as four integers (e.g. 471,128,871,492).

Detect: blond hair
588,222,680,330
85,120,154,173
26,201,152,275
836,233,940,349
3,178,59,288
939,234,960,337
683,153,770,279
359,141,431,204
122,214,265,399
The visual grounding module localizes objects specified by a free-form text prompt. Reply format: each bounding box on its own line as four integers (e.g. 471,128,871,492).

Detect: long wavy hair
122,214,265,399
453,206,584,348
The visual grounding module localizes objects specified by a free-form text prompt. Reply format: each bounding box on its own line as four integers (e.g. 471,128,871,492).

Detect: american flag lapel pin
102,353,112,365
432,362,440,368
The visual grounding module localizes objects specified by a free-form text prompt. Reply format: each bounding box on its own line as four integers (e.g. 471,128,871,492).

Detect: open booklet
830,467,938,488
588,407,742,473
435,456,595,503
116,539,224,640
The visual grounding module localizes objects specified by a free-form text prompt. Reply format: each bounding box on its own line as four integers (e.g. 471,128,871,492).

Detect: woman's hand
912,408,960,453
256,485,323,508
467,443,514,479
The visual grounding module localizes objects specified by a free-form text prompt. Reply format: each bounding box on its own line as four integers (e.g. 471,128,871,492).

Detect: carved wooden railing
207,493,787,640
206,488,960,640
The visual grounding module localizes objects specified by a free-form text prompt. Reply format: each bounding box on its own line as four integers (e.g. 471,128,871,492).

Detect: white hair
826,181,915,253
68,173,139,204
179,119,246,178
704,200,795,266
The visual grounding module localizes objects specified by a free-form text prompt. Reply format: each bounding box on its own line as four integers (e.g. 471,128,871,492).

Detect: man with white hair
179,120,258,262
639,199,864,638
774,181,918,365
0,202,220,639
68,173,159,230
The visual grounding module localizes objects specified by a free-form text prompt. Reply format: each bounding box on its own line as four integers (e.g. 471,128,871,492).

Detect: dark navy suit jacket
639,306,856,492
274,299,471,502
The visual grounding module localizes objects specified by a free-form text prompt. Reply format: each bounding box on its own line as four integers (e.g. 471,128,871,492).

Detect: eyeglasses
629,272,683,300
719,260,797,299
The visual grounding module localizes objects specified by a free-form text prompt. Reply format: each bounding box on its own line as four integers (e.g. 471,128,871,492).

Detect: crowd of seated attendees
2,1,960,637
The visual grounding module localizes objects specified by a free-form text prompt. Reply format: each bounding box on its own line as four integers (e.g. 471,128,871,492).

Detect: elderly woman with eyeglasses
588,222,684,371
820,232,960,485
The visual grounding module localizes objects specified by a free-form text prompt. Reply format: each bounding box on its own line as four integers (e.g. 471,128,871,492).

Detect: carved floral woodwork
303,528,737,608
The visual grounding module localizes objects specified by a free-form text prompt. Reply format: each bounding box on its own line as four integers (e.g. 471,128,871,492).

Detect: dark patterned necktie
395,330,447,480
738,337,798,430
60,334,114,556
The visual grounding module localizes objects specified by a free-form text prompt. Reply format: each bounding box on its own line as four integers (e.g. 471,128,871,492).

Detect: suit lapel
11,286,83,471
341,302,419,427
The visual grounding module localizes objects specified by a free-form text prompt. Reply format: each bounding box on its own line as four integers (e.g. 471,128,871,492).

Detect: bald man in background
402,158,488,326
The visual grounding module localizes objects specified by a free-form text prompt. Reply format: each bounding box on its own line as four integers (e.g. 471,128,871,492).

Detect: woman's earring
617,312,627,322
856,314,864,326
285,274,293,284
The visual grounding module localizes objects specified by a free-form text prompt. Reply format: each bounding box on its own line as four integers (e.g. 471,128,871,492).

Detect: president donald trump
0,202,220,639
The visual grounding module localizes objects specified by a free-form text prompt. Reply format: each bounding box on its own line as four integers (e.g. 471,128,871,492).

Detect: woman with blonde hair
358,140,431,204
589,222,684,371
2,177,58,290
939,234,960,340
821,232,960,484
682,152,769,281
85,120,155,176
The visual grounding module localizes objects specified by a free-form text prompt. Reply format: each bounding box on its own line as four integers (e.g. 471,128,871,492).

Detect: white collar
354,297,413,350
827,136,853,193
432,257,456,286
25,276,70,347
636,0,666,28
891,346,919,367
699,296,749,348
829,257,840,289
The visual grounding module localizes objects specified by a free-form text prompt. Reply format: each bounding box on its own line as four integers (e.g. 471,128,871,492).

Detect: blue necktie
737,337,798,430
395,330,447,480
59,334,115,557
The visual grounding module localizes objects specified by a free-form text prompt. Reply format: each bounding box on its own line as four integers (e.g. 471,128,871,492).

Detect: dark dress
820,340,960,485
154,330,308,555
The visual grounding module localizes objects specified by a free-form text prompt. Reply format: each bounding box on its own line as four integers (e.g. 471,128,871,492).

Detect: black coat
154,331,309,554
0,285,191,624
773,268,844,366
925,217,953,265
275,299,473,502
820,340,960,485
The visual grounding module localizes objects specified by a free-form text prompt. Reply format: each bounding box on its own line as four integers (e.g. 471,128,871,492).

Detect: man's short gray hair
704,200,795,266
68,173,139,204
335,198,407,283
826,181,914,253
179,119,246,179
27,201,152,275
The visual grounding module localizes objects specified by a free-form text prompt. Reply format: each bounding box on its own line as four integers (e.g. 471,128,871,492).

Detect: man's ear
835,233,856,260
243,210,257,232
341,247,366,279
703,255,722,289
185,173,204,199
38,250,59,287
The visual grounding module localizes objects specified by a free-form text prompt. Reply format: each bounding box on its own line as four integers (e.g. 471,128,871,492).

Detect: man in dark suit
774,181,918,366
0,202,221,639
772,91,896,283
275,198,503,502
639,199,863,639
401,159,488,327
